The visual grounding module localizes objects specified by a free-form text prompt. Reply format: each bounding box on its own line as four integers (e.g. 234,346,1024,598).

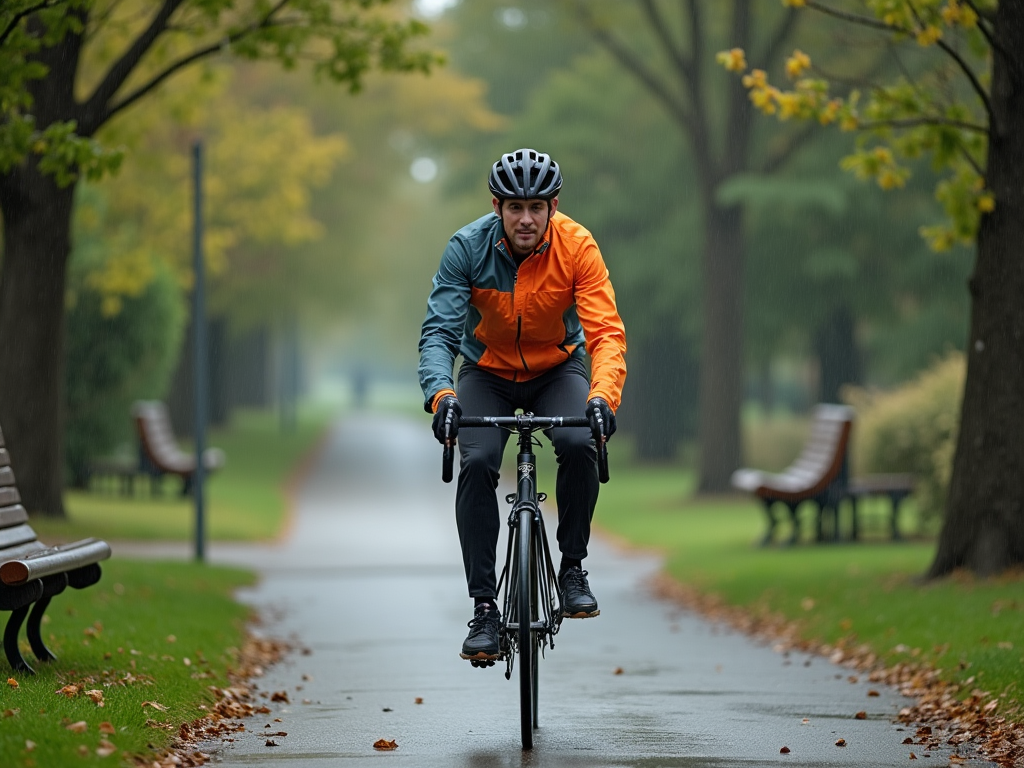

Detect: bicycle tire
518,509,534,750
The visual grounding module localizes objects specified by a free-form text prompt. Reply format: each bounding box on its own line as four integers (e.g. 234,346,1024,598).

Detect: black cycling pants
455,357,598,599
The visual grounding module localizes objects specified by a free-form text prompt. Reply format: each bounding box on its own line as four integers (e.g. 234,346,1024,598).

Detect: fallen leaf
613,667,624,675
96,739,117,758
3,708,18,718
867,689,880,697
414,697,423,704
85,689,104,706
835,738,847,747
265,739,279,747
56,684,79,697
780,746,790,754
949,757,966,765
24,740,35,752
77,745,89,756
270,691,289,703
166,635,176,643
302,674,312,681
902,738,914,744
270,731,287,737
141,701,168,712
183,658,192,667
66,720,88,733
99,722,116,735
373,739,398,751
382,707,393,712
909,753,917,760
800,718,810,724
855,711,867,720
7,678,18,688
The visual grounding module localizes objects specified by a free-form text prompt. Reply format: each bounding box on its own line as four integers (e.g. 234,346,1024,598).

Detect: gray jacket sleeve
418,237,471,412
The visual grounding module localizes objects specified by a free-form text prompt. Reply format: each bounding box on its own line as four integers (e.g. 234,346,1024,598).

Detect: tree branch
639,0,691,82
85,0,291,133
904,1,992,120
573,1,695,134
0,0,61,47
755,7,800,65
80,0,186,131
858,116,989,133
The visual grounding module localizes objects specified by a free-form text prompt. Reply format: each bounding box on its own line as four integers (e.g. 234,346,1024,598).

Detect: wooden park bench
731,404,855,545
132,401,225,495
0,427,111,673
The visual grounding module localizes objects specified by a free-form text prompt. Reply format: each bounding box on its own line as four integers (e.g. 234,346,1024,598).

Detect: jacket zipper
512,269,529,375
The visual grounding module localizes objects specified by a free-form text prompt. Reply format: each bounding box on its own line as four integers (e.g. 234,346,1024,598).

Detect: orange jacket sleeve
573,238,627,411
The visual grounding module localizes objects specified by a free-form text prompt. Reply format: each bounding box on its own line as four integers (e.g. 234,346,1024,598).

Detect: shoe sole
563,608,600,619
460,650,500,661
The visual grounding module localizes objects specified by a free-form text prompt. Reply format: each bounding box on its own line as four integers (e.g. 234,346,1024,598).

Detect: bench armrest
0,538,111,585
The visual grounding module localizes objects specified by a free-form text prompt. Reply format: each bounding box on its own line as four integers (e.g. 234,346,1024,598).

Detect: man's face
493,196,559,257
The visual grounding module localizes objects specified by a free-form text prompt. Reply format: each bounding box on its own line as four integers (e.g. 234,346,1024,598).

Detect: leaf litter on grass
652,572,1024,767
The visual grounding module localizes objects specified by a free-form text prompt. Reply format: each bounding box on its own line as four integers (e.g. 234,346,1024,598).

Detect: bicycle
442,413,609,750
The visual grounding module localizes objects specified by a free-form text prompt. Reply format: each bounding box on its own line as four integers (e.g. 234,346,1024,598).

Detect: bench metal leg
27,597,56,663
4,606,34,674
760,499,777,546
784,502,801,545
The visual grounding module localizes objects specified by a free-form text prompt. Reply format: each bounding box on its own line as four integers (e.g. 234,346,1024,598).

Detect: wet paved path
179,413,988,767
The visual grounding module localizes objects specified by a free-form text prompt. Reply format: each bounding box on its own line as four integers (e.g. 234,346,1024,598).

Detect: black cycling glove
586,397,616,441
432,395,462,444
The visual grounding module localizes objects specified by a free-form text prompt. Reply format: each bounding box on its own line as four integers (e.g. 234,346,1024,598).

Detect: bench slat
0,486,20,506
0,523,37,550
0,448,9,468
0,466,14,487
0,538,111,585
0,540,47,561
0,504,28,530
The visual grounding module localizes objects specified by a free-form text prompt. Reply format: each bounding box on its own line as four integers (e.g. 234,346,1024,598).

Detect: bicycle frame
443,413,607,749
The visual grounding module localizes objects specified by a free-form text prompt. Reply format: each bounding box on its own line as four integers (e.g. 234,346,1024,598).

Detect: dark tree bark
576,0,810,491
622,327,698,461
0,161,75,516
928,3,1024,578
813,304,861,404
227,325,272,408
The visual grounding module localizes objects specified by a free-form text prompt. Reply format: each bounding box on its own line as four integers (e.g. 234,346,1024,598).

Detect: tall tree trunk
0,160,75,517
927,4,1024,578
697,202,745,492
625,326,698,461
813,304,861,404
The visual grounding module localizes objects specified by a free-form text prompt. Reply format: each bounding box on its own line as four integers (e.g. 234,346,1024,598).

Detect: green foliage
64,190,186,486
844,352,965,525
726,0,996,251
0,0,439,187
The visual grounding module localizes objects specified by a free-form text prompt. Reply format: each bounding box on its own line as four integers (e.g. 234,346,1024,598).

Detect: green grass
0,559,254,767
33,405,335,543
594,463,1024,712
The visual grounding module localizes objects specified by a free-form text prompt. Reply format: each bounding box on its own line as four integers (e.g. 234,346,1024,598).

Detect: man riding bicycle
418,148,627,664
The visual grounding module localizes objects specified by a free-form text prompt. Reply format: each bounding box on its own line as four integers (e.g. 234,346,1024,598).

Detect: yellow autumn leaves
715,0,996,251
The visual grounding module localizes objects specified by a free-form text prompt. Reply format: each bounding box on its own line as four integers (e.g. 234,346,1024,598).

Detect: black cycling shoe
460,604,501,661
559,567,600,618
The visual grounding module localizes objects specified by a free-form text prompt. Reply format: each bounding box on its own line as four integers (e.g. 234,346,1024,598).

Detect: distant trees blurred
429,1,971,474
0,0,437,517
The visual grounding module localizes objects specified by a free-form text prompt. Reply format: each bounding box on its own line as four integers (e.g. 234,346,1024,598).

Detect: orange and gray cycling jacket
419,210,627,413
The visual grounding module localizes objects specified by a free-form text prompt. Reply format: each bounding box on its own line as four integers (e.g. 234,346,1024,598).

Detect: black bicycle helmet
488,148,563,200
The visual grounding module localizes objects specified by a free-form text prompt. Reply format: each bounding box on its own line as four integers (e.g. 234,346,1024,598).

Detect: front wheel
518,509,534,750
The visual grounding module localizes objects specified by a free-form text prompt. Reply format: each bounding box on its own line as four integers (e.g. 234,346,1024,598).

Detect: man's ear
549,197,559,215
492,197,502,216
